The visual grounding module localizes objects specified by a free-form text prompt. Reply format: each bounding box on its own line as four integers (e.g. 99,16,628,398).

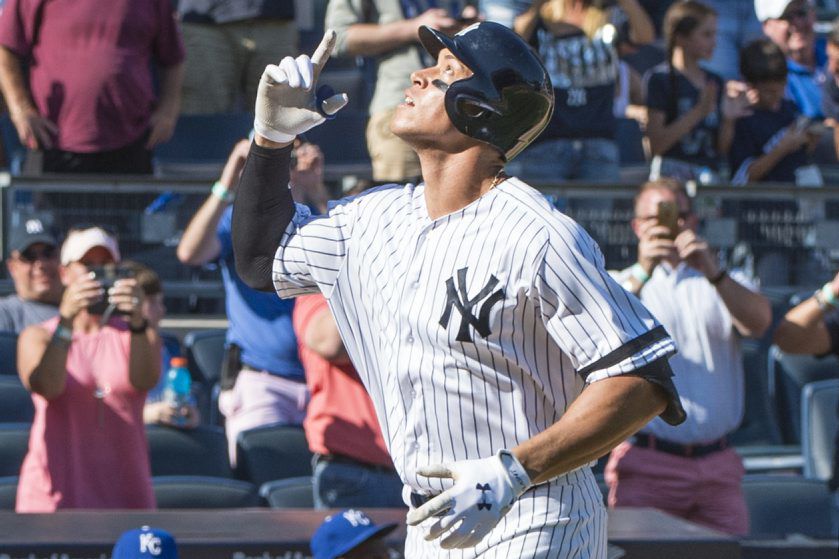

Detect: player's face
391,48,476,151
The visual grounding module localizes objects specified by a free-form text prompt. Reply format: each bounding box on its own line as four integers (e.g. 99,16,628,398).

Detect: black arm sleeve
625,356,687,426
232,143,295,292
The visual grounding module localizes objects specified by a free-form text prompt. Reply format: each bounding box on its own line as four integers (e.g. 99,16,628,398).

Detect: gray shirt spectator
0,296,59,334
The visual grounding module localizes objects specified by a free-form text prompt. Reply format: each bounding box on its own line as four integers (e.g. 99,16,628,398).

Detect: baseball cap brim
60,227,120,265
10,234,57,254
323,522,397,559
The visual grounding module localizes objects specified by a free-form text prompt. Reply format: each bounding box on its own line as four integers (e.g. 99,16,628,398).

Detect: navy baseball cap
112,526,178,559
8,218,57,254
310,509,397,559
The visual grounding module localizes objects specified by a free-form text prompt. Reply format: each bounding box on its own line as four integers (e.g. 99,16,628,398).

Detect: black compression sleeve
232,142,295,292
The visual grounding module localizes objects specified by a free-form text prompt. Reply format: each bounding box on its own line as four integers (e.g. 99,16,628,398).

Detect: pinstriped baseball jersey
272,177,675,557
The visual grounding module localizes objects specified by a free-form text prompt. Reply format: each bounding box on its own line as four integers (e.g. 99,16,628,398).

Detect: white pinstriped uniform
272,177,676,558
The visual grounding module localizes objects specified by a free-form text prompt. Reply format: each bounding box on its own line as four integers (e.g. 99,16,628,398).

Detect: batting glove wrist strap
496,449,531,498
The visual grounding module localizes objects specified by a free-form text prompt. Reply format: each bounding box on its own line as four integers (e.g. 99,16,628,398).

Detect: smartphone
657,200,679,240
88,264,134,315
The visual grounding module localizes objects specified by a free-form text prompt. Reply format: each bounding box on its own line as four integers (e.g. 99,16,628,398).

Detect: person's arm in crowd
146,63,184,148
773,272,839,355
17,273,104,398
144,401,201,428
327,0,459,58
743,124,809,182
717,81,751,156
513,0,548,41
617,0,654,45
177,139,251,266
303,305,351,364
110,278,162,391
0,46,57,149
646,79,718,157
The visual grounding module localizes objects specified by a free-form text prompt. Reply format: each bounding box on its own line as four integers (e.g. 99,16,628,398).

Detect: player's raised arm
232,31,348,291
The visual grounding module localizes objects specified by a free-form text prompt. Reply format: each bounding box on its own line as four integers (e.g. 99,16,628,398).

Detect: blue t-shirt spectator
645,64,723,169
787,59,827,119
729,99,807,184
217,206,304,380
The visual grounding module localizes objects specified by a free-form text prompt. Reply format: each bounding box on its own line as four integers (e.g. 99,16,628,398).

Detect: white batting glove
407,450,532,549
254,29,349,144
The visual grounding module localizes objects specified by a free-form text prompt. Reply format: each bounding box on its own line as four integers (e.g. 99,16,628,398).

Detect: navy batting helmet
418,21,554,161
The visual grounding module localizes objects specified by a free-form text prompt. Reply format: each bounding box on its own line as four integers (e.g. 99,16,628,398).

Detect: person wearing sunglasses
0,218,62,333
757,0,824,119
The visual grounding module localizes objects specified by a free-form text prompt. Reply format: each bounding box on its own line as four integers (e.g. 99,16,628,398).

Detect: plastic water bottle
163,357,192,426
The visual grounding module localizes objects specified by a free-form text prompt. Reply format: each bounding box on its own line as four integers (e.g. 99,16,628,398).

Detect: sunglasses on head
17,245,57,263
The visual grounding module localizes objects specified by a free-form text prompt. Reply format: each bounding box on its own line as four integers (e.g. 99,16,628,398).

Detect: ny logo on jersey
476,483,492,511
440,267,504,342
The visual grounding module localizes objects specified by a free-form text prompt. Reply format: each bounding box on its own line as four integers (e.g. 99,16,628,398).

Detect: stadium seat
304,109,372,178
152,476,260,509
741,474,833,538
615,117,646,165
768,346,839,444
0,476,17,510
184,328,226,425
0,423,30,477
730,339,784,447
0,376,34,423
145,424,232,478
259,476,315,509
0,331,19,376
801,378,839,481
153,112,254,178
0,114,25,175
235,424,313,486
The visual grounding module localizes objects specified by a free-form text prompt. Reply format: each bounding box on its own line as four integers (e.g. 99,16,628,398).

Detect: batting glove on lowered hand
407,450,532,549
254,29,349,144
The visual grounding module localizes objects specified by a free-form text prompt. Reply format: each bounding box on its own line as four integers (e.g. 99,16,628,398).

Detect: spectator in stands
294,293,403,509
112,526,179,559
0,218,61,332
0,0,184,175
310,509,397,559
821,19,839,159
757,0,825,118
645,0,750,183
325,1,478,184
730,39,823,184
177,139,321,465
703,1,762,80
479,0,530,28
177,1,297,114
511,0,654,182
605,179,772,535
16,225,160,511
120,261,200,429
773,270,839,536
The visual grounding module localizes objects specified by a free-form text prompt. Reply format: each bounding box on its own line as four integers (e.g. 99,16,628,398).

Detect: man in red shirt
0,0,184,174
293,293,404,508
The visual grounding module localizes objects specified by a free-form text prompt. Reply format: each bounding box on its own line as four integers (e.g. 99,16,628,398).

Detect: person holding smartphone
15,225,161,512
605,179,771,535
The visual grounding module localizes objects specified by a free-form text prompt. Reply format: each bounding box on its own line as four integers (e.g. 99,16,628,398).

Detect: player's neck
419,149,503,220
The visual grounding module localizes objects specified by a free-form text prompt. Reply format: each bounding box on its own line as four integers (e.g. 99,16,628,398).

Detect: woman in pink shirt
15,226,161,512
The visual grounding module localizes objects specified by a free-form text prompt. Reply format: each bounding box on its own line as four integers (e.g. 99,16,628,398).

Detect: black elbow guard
628,357,686,426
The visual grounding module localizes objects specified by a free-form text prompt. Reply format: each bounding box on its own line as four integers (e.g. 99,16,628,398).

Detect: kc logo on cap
112,526,178,559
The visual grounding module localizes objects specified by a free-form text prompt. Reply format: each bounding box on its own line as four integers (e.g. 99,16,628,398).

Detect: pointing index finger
312,29,337,82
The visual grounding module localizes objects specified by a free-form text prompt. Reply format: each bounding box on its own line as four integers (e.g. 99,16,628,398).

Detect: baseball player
232,22,686,558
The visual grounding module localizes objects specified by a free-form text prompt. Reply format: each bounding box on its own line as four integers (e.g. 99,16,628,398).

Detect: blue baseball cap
310,509,397,559
112,526,178,559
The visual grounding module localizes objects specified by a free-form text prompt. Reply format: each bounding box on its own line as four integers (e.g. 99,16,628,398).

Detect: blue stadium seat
235,424,313,486
0,476,17,510
0,376,34,424
304,109,371,177
260,476,314,509
153,113,254,176
152,476,260,509
0,331,19,376
742,474,834,538
768,346,839,444
183,328,227,426
0,423,30,477
145,424,232,478
614,117,646,166
801,378,839,481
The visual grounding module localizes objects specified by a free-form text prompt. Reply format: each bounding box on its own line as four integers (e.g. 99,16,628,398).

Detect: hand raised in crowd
636,221,677,276
674,229,720,280
777,121,811,154
291,142,324,190
218,139,252,191
10,105,58,149
721,81,752,120
108,278,147,327
146,105,178,148
58,272,105,321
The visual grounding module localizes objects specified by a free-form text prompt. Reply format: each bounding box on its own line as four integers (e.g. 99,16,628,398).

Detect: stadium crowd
0,0,837,553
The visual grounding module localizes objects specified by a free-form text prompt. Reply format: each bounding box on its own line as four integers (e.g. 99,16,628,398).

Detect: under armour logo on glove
440,267,505,342
476,483,492,510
